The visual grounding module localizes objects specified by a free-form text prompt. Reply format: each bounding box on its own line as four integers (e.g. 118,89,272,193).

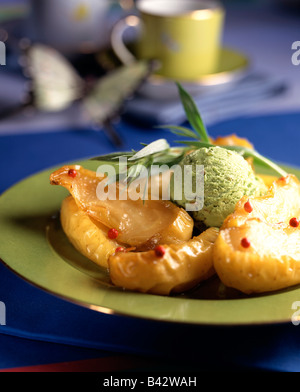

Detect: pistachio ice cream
171,146,267,228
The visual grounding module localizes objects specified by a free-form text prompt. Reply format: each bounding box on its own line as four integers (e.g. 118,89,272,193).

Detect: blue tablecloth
1,113,300,372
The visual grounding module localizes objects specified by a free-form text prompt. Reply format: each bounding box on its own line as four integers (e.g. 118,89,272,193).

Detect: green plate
0,160,299,326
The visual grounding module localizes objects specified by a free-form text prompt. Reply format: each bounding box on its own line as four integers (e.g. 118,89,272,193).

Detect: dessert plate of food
1,84,300,326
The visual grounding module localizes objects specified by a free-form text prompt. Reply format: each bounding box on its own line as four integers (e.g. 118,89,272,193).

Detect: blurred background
0,0,300,190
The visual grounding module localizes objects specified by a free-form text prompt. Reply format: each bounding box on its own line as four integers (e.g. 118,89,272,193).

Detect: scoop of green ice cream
170,146,267,228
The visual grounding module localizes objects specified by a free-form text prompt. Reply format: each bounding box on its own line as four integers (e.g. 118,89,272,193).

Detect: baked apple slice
223,175,300,229
213,175,300,294
108,227,219,296
60,196,120,268
50,165,194,249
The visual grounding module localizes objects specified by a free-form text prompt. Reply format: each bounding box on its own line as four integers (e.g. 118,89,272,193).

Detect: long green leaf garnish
128,139,170,161
158,125,200,140
175,82,210,143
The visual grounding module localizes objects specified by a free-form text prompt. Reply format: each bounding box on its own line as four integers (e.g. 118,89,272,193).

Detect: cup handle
111,15,142,65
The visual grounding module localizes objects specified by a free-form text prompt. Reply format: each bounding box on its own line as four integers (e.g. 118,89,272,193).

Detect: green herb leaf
128,139,170,161
158,125,199,140
176,82,210,143
90,151,134,162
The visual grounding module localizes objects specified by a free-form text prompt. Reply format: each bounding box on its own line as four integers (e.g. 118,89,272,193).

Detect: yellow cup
111,0,225,81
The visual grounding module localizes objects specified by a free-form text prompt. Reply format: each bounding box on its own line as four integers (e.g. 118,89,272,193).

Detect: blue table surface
1,112,300,372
